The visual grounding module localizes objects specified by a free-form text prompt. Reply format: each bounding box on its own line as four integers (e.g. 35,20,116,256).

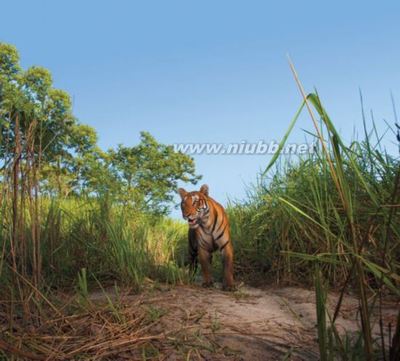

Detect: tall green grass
0,197,188,293
229,133,400,287
228,68,400,359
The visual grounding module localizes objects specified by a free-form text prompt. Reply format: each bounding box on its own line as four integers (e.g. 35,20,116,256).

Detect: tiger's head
178,184,209,229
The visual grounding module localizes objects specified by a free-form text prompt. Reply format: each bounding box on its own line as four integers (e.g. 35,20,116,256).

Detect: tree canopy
0,42,200,215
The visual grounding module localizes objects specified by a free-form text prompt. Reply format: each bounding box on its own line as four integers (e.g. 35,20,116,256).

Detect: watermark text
173,140,315,155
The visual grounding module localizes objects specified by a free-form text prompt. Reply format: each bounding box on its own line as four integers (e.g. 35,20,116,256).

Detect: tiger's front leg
188,253,198,279
198,247,213,287
188,229,198,279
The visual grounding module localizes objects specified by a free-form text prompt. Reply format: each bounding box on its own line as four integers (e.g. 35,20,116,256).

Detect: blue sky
2,1,400,215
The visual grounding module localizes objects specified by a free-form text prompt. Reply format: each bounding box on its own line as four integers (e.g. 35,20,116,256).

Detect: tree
0,43,94,182
108,132,200,214
0,42,200,214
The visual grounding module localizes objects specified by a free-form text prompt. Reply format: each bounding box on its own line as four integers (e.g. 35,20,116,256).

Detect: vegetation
229,65,400,360
0,43,399,360
230,111,400,288
0,42,198,290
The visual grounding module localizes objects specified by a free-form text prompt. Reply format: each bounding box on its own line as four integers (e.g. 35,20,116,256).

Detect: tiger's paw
202,281,214,288
222,284,237,292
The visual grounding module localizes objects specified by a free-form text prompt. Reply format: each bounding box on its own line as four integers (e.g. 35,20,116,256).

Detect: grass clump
228,69,400,359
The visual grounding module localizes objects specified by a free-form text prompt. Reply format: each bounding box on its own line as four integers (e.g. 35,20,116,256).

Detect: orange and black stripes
178,184,235,290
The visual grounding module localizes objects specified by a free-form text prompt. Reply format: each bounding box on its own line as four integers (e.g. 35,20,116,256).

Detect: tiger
178,184,235,291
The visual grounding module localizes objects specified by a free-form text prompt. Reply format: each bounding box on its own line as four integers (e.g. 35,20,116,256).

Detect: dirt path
89,283,398,360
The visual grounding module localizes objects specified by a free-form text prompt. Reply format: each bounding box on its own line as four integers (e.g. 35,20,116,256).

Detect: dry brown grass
0,283,319,360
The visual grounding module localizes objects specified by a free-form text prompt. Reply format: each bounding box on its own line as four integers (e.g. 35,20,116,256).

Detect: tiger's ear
178,188,187,200
199,184,209,196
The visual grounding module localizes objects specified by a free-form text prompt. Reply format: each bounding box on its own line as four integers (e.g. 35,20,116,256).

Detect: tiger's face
178,184,209,229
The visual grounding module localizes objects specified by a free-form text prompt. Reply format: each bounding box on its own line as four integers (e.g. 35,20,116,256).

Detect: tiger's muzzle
186,215,200,228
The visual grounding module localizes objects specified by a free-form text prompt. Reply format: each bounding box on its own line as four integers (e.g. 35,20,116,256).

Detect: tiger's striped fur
178,184,234,290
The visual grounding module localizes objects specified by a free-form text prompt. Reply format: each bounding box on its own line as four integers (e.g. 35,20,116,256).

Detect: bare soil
89,283,399,360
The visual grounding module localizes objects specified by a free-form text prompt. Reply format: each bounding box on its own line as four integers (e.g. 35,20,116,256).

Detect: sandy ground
89,283,398,360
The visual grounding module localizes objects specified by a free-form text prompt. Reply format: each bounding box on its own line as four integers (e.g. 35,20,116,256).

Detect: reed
228,64,400,359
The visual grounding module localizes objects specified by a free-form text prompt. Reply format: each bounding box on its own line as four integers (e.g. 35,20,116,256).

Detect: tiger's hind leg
221,242,235,291
198,247,213,287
